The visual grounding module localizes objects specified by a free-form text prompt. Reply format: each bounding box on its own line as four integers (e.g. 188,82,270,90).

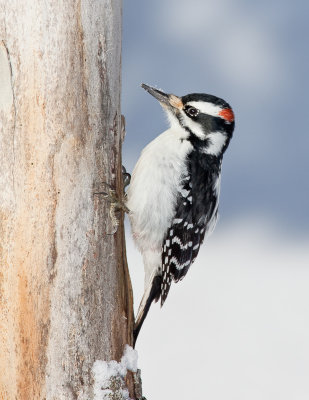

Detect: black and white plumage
127,84,235,344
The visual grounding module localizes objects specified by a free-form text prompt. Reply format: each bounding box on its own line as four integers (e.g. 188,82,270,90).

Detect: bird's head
142,84,235,156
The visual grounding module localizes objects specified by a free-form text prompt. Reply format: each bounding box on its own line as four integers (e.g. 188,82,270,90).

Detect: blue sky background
121,1,309,399
122,0,309,233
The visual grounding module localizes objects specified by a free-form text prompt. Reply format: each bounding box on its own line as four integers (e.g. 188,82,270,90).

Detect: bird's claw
94,168,130,235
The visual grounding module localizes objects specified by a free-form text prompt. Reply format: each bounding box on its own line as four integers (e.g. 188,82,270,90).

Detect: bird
126,84,235,344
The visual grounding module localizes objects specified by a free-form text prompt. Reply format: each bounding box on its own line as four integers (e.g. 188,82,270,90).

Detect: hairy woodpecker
127,84,235,343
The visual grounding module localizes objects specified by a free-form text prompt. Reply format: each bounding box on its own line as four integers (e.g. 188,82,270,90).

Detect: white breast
126,128,193,252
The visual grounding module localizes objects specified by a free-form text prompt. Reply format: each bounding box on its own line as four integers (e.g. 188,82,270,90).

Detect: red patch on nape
219,108,234,122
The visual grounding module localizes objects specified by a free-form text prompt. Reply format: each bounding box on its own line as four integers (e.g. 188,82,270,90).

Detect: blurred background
121,1,309,399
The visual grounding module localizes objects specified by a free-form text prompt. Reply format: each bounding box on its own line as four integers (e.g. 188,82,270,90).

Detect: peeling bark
0,1,135,399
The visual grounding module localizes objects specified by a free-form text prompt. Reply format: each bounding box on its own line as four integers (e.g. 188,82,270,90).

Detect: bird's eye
185,106,199,117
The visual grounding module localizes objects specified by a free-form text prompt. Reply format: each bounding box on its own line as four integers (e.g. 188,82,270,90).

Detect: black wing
160,159,221,305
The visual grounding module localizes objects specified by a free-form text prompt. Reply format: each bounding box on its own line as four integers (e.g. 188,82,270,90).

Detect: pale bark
0,1,135,399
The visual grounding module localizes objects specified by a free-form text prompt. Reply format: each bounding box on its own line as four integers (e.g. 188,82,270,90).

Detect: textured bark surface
0,1,135,399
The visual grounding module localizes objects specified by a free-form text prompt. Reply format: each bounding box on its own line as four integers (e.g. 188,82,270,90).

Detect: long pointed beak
141,84,183,110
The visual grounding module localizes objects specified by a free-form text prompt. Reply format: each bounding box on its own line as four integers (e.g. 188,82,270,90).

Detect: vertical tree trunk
0,1,135,399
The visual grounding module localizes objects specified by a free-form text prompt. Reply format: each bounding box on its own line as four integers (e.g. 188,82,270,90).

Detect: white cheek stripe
181,113,205,139
186,101,222,117
203,132,227,156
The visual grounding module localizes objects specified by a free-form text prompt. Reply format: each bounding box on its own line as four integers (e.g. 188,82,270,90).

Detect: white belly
126,128,193,252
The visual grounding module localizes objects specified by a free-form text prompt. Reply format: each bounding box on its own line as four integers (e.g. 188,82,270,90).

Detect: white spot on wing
172,236,192,250
170,256,190,270
180,188,190,197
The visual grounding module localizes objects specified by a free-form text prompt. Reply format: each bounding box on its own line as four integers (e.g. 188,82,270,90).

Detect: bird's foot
95,184,129,211
94,166,131,234
94,183,129,235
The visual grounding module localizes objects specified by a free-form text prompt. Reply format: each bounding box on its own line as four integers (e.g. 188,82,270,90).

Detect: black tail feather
133,275,162,347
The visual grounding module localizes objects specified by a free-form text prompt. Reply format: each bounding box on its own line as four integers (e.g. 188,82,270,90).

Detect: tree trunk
0,1,136,399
